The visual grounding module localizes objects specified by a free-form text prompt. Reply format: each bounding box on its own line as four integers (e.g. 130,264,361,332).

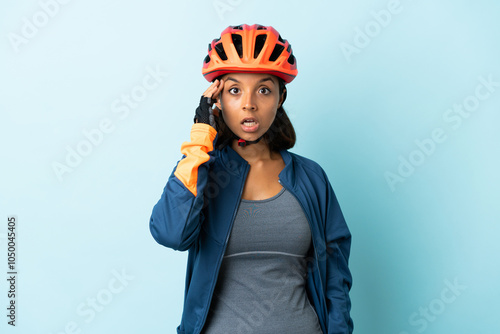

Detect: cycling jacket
150,123,353,334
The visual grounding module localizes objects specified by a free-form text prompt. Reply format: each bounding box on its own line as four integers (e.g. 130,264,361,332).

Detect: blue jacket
150,124,353,334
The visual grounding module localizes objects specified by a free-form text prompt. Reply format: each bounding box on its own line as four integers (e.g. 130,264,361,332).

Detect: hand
194,79,224,126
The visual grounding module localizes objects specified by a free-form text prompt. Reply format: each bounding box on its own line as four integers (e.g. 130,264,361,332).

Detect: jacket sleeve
149,123,217,251
323,171,353,334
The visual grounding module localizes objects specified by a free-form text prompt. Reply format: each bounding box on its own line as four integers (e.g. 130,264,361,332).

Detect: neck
230,139,276,163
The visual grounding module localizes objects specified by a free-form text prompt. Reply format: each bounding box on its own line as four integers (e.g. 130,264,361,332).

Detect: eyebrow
225,76,275,84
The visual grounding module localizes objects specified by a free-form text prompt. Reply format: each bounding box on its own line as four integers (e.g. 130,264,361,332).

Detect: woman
150,24,353,334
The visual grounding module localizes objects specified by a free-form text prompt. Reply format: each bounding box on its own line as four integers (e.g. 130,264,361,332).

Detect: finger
216,79,224,94
213,79,224,100
202,79,219,98
212,79,223,97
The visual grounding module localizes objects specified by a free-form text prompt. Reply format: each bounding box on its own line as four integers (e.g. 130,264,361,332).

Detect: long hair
214,77,296,151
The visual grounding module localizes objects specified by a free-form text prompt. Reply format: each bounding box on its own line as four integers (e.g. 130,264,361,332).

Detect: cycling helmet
202,24,298,84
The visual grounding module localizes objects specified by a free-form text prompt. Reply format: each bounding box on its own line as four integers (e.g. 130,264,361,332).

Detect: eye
228,87,240,94
259,87,271,94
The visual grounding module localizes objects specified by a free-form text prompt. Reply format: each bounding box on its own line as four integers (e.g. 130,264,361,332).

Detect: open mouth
241,117,259,132
242,119,257,126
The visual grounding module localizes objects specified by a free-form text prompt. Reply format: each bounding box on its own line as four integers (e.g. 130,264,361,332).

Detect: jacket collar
219,145,297,189
219,145,248,176
278,149,297,190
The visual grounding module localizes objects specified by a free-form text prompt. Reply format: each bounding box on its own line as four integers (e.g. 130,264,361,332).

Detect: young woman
150,24,353,334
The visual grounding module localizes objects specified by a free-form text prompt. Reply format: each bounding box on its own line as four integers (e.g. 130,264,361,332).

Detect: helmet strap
237,136,263,147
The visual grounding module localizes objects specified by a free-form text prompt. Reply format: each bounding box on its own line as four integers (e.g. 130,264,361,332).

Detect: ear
278,88,287,109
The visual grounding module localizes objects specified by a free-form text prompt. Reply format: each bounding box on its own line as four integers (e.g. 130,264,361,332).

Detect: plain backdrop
1,0,499,333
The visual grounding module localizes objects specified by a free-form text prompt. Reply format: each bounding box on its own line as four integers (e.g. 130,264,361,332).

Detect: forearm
150,123,217,251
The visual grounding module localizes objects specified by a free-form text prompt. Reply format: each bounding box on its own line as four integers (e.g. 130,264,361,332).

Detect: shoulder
286,151,329,184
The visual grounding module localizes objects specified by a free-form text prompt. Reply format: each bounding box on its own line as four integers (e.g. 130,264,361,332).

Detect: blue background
1,0,499,333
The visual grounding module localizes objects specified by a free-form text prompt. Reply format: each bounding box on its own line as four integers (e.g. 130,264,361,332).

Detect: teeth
243,121,256,126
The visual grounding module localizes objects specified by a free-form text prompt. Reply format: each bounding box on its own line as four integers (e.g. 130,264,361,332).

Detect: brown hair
214,77,296,151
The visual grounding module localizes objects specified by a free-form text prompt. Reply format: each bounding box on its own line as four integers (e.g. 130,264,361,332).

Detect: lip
240,118,259,132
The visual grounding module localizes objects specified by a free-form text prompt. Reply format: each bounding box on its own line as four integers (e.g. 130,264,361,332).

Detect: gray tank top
201,187,323,334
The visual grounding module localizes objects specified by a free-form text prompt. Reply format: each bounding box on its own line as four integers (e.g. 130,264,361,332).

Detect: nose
242,92,257,111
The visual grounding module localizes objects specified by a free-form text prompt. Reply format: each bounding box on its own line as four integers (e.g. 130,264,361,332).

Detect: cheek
220,94,239,113
223,112,239,127
264,111,278,127
264,100,279,123
220,98,239,125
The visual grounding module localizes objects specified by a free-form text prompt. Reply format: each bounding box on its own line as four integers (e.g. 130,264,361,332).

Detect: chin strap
237,136,263,147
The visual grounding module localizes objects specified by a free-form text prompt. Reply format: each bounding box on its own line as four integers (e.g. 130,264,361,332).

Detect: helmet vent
253,34,267,58
231,34,243,58
214,43,228,61
269,44,284,62
202,25,298,84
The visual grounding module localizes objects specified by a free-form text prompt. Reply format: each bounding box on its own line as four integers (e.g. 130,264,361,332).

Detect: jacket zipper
197,163,250,334
278,178,327,327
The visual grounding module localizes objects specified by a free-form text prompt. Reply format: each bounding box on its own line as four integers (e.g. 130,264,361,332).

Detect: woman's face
215,73,284,143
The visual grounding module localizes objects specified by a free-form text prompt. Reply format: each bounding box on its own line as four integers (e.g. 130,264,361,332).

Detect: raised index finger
202,79,221,99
